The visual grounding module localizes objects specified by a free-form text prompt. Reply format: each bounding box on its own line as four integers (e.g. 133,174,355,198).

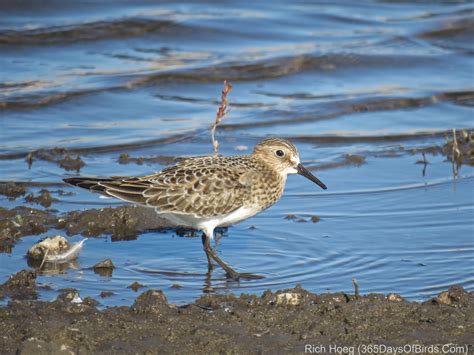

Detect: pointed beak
297,164,327,190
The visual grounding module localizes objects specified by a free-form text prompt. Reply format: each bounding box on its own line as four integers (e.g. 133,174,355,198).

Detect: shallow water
1,0,473,306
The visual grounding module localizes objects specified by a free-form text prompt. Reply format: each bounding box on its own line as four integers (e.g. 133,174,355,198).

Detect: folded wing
63,157,253,217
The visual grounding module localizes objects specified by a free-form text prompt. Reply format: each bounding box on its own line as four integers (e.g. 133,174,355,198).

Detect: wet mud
0,273,472,353
0,207,56,253
0,205,172,253
0,182,26,200
62,205,172,240
0,270,37,301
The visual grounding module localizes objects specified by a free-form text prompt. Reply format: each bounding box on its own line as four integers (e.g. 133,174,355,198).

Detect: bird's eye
276,149,285,157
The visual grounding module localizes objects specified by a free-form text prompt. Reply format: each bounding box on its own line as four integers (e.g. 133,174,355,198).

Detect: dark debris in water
443,129,474,175
411,129,474,177
93,259,115,277
24,189,58,208
27,148,85,172
284,214,322,224
118,152,178,166
128,281,145,292
93,258,115,270
174,228,198,238
100,291,114,298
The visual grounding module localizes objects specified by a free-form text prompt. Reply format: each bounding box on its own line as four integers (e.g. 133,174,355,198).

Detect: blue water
1,0,473,306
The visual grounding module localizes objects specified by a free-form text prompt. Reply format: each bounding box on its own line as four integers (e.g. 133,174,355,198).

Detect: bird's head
252,138,327,190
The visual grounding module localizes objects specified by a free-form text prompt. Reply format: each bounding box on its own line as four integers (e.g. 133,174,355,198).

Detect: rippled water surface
1,0,473,306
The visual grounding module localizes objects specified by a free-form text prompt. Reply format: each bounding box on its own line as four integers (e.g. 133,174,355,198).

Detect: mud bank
0,204,172,252
0,271,472,353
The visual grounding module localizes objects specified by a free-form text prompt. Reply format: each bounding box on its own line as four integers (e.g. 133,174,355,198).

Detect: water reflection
27,258,81,276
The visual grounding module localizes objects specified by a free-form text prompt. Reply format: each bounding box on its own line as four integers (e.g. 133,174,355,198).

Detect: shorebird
64,138,327,280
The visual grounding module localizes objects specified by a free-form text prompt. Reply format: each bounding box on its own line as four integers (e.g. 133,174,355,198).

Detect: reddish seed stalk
211,80,232,156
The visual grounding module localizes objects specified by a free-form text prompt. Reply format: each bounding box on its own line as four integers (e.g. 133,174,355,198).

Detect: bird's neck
248,156,286,209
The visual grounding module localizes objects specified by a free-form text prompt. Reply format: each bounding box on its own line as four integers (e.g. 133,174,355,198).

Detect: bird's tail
63,177,118,194
63,176,150,204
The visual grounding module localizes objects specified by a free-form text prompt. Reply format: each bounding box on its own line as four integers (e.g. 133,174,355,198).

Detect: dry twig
451,128,460,178
211,80,232,156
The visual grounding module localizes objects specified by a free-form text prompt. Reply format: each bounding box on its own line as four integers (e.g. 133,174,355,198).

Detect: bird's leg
202,233,240,280
202,231,263,280
201,234,214,270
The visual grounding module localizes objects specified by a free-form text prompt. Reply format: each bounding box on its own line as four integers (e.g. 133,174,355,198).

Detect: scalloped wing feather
142,157,252,217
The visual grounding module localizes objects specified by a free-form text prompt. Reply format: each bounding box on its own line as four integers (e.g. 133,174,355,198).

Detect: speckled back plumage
143,155,285,217
65,149,287,218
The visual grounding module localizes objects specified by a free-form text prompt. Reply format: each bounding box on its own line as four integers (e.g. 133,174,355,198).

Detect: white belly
214,206,261,227
156,206,260,238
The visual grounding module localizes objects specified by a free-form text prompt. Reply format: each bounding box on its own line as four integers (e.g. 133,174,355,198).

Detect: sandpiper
64,138,327,279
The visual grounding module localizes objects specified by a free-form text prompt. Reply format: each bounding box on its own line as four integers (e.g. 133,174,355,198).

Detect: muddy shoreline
0,270,472,353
